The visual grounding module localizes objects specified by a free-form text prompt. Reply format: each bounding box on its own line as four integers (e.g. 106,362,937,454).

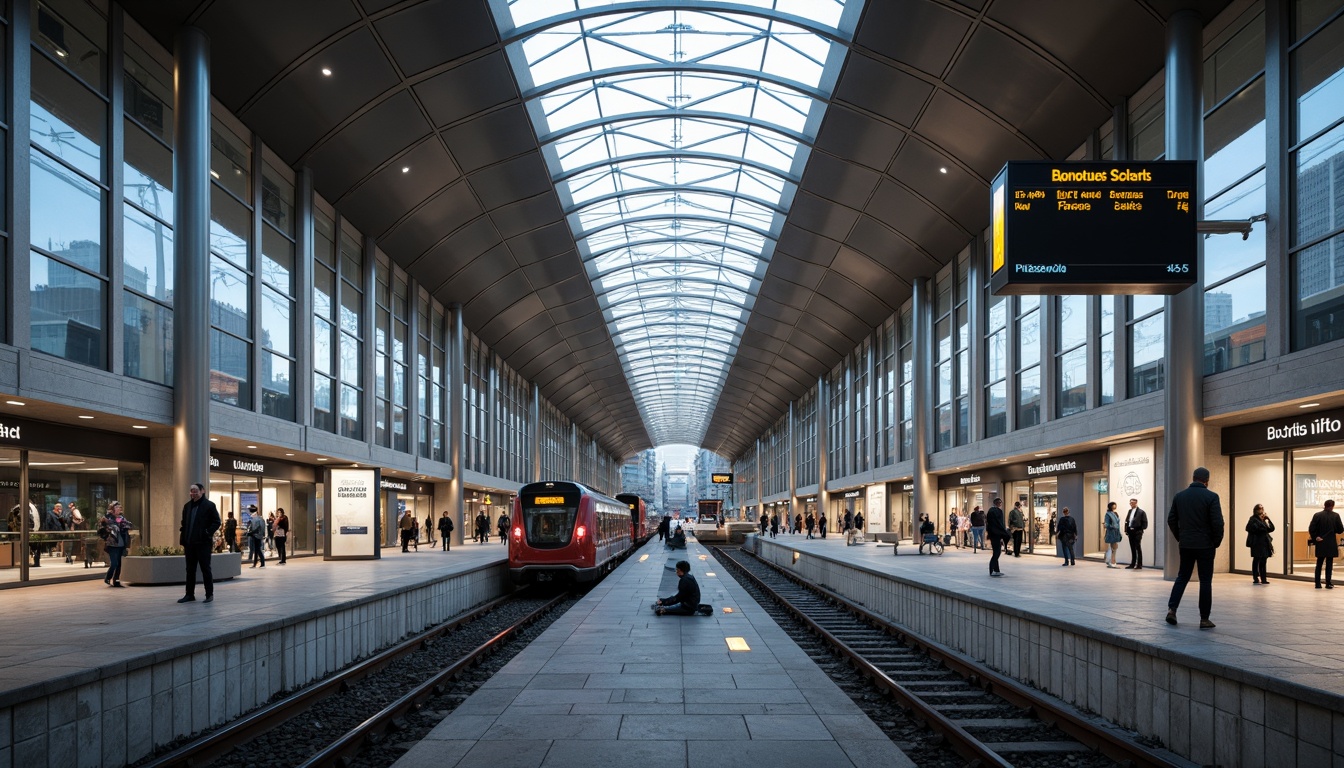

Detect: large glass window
338,228,364,440
1099,296,1115,406
30,250,104,367
985,267,1008,437
898,309,914,459
313,208,337,433
1291,10,1344,350
1129,295,1164,396
34,0,106,92
934,271,953,451
1056,295,1087,418
123,117,173,386
1232,451,1285,578
1290,445,1344,577
1016,296,1041,428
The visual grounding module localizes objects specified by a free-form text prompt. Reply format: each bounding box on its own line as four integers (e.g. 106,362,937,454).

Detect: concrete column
295,168,314,427
966,239,984,442
7,0,32,350
787,400,796,504
172,27,211,497
1264,0,1289,360
755,439,763,512
816,374,828,530
447,305,465,535
911,277,936,534
1163,9,1205,578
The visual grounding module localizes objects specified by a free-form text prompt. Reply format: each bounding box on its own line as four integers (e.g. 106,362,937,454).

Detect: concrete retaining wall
754,538,1342,768
0,562,511,768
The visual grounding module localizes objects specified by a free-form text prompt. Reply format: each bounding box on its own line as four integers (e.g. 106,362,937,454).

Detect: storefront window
1291,445,1344,576
1232,451,1285,577
0,449,23,582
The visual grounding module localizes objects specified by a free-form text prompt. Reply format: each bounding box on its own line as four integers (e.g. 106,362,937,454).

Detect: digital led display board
711,473,733,484
989,161,1197,295
532,496,566,505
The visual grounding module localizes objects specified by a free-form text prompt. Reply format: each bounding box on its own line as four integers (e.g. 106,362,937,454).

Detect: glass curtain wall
1232,451,1285,577
878,317,897,467
208,116,252,407
1016,296,1042,427
1057,295,1087,417
338,226,364,440
795,387,817,488
899,308,915,458
1290,3,1344,349
934,269,954,449
312,207,337,432
985,283,1008,437
259,158,295,420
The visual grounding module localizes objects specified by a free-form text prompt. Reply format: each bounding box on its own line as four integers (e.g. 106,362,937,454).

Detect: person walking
794,513,803,535
497,512,510,544
854,511,865,533
424,513,436,547
99,501,133,587
179,483,221,603
273,508,289,564
948,509,961,549
1309,499,1343,589
758,514,768,537
1008,502,1025,557
1103,502,1123,568
1165,467,1224,629
986,498,1009,577
1123,498,1149,569
1245,504,1275,585
223,511,239,553
970,506,987,552
401,511,416,552
475,511,489,544
805,512,816,539
659,515,670,542
247,506,267,569
769,513,779,539
1048,511,1057,544
818,512,827,539
1056,507,1077,566
437,511,454,551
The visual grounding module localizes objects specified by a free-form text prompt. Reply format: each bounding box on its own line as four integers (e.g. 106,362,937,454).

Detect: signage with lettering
326,468,379,560
711,473,733,484
380,479,408,491
1222,408,1344,454
990,160,1197,295
0,416,147,460
842,490,861,499
804,496,817,503
900,483,914,492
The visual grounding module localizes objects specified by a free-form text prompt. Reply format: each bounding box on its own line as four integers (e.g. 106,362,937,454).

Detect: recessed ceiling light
209,169,220,179
321,67,332,76
6,400,24,406
999,458,1008,462
78,415,94,419
132,425,148,429
210,437,218,442
1300,402,1321,409
401,166,410,173
247,445,257,449
317,457,328,461
1035,453,1050,457
939,167,948,174
285,453,294,456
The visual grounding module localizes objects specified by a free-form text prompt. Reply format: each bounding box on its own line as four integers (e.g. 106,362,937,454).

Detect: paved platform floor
763,535,1344,702
392,538,915,768
0,544,507,706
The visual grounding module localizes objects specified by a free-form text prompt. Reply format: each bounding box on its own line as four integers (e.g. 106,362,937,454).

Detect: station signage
842,490,862,499
711,473,733,484
211,454,266,475
1222,408,1344,454
989,161,1197,295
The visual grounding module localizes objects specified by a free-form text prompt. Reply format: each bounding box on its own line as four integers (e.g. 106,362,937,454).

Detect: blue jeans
971,526,985,549
1058,539,1076,564
106,546,125,582
1167,547,1216,618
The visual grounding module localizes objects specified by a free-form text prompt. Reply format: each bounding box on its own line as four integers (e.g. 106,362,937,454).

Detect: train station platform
391,537,915,768
751,534,1344,768
0,545,510,768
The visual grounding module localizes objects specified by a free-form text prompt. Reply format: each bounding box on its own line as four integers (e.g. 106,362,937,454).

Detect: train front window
523,506,575,548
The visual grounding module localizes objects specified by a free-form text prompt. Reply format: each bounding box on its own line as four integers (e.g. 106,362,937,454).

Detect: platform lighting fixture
321,67,332,76
210,437,218,441
5,400,24,406
1035,453,1050,457
210,170,220,179
247,445,257,449
132,425,148,429
725,637,751,652
940,167,948,174
793,551,800,564
639,554,649,562
317,458,328,461
705,572,715,577
723,607,734,613
1300,402,1321,409
78,415,94,419
285,453,294,456
401,166,409,173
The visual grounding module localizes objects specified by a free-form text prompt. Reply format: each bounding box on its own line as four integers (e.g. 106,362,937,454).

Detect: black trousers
276,537,287,562
1127,532,1144,567
184,541,214,597
1168,547,1215,618
1011,530,1023,556
989,536,1003,573
1316,556,1335,585
1251,556,1268,582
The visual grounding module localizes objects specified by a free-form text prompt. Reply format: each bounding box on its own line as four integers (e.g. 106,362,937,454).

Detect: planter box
120,552,243,585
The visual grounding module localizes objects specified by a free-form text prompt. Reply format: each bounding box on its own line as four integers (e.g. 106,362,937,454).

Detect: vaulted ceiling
122,0,1233,461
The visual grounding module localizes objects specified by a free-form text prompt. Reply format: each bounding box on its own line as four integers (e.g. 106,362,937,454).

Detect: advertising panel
326,468,380,559
1109,439,1156,530
865,484,887,534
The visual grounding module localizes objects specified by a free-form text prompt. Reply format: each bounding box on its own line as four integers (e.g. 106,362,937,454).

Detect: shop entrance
383,490,432,549
210,474,316,558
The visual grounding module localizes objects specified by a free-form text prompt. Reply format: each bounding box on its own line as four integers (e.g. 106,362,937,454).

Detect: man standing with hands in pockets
179,483,221,604
1124,498,1149,569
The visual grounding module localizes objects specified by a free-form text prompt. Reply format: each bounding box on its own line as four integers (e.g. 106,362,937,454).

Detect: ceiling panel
372,0,496,77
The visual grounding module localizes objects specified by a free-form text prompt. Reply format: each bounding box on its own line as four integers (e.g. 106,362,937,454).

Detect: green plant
133,545,185,557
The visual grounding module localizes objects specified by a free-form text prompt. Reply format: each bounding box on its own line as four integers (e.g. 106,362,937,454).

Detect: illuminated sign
988,161,1196,295
711,473,733,484
532,496,566,505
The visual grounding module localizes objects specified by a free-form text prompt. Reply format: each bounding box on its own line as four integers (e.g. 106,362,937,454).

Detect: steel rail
139,590,550,768
716,545,1184,768
296,592,568,768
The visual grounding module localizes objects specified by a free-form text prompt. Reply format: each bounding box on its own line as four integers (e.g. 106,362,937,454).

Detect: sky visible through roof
491,0,864,450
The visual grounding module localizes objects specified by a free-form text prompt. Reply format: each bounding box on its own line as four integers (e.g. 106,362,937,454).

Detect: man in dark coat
474,512,489,544
986,498,1009,577
223,511,239,553
1308,499,1343,589
497,513,510,544
437,511,454,551
179,483,221,604
1166,467,1224,629
1123,498,1149,569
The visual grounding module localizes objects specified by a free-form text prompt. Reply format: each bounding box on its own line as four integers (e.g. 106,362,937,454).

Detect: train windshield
522,505,576,548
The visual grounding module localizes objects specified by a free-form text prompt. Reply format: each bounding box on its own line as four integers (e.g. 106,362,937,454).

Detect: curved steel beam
524,63,826,105
554,150,800,186
581,237,772,269
499,1,850,47
596,275,755,300
564,184,787,218
592,257,760,283
575,212,776,245
539,109,812,156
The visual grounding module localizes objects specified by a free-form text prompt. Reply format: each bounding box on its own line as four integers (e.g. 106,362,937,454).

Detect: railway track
137,590,570,768
712,545,1189,768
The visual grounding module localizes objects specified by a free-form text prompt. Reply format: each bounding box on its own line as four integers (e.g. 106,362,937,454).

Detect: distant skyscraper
1205,292,1233,331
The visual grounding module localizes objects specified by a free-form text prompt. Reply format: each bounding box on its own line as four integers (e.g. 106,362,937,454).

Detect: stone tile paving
391,537,916,768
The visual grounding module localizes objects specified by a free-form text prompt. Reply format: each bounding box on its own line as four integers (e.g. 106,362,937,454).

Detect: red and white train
616,493,648,541
509,481,634,584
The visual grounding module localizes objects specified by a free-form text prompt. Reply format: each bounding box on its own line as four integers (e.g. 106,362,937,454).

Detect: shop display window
1290,445,1344,575
1232,451,1285,576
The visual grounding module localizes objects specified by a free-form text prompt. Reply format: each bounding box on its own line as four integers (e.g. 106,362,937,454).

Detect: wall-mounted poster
325,468,380,559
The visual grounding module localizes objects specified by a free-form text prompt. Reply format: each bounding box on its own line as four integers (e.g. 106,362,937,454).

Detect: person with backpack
100,501,133,587
437,511,454,551
247,506,266,568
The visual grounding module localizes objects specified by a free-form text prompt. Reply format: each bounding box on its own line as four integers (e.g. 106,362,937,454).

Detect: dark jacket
661,573,701,608
1167,482,1224,549
1244,515,1275,559
1056,514,1078,543
224,517,237,540
39,508,63,532
1308,509,1344,559
497,515,510,535
179,497,221,547
986,506,1009,542
1124,506,1149,535
919,518,935,535
970,509,987,527
437,516,454,536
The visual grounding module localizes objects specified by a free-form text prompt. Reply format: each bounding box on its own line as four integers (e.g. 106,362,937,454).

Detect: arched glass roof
493,0,863,447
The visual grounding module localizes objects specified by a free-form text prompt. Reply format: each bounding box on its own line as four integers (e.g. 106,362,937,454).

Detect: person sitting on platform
653,560,712,616
668,525,686,549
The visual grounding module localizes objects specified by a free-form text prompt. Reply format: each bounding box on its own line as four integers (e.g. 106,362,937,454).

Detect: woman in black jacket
1244,504,1274,585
